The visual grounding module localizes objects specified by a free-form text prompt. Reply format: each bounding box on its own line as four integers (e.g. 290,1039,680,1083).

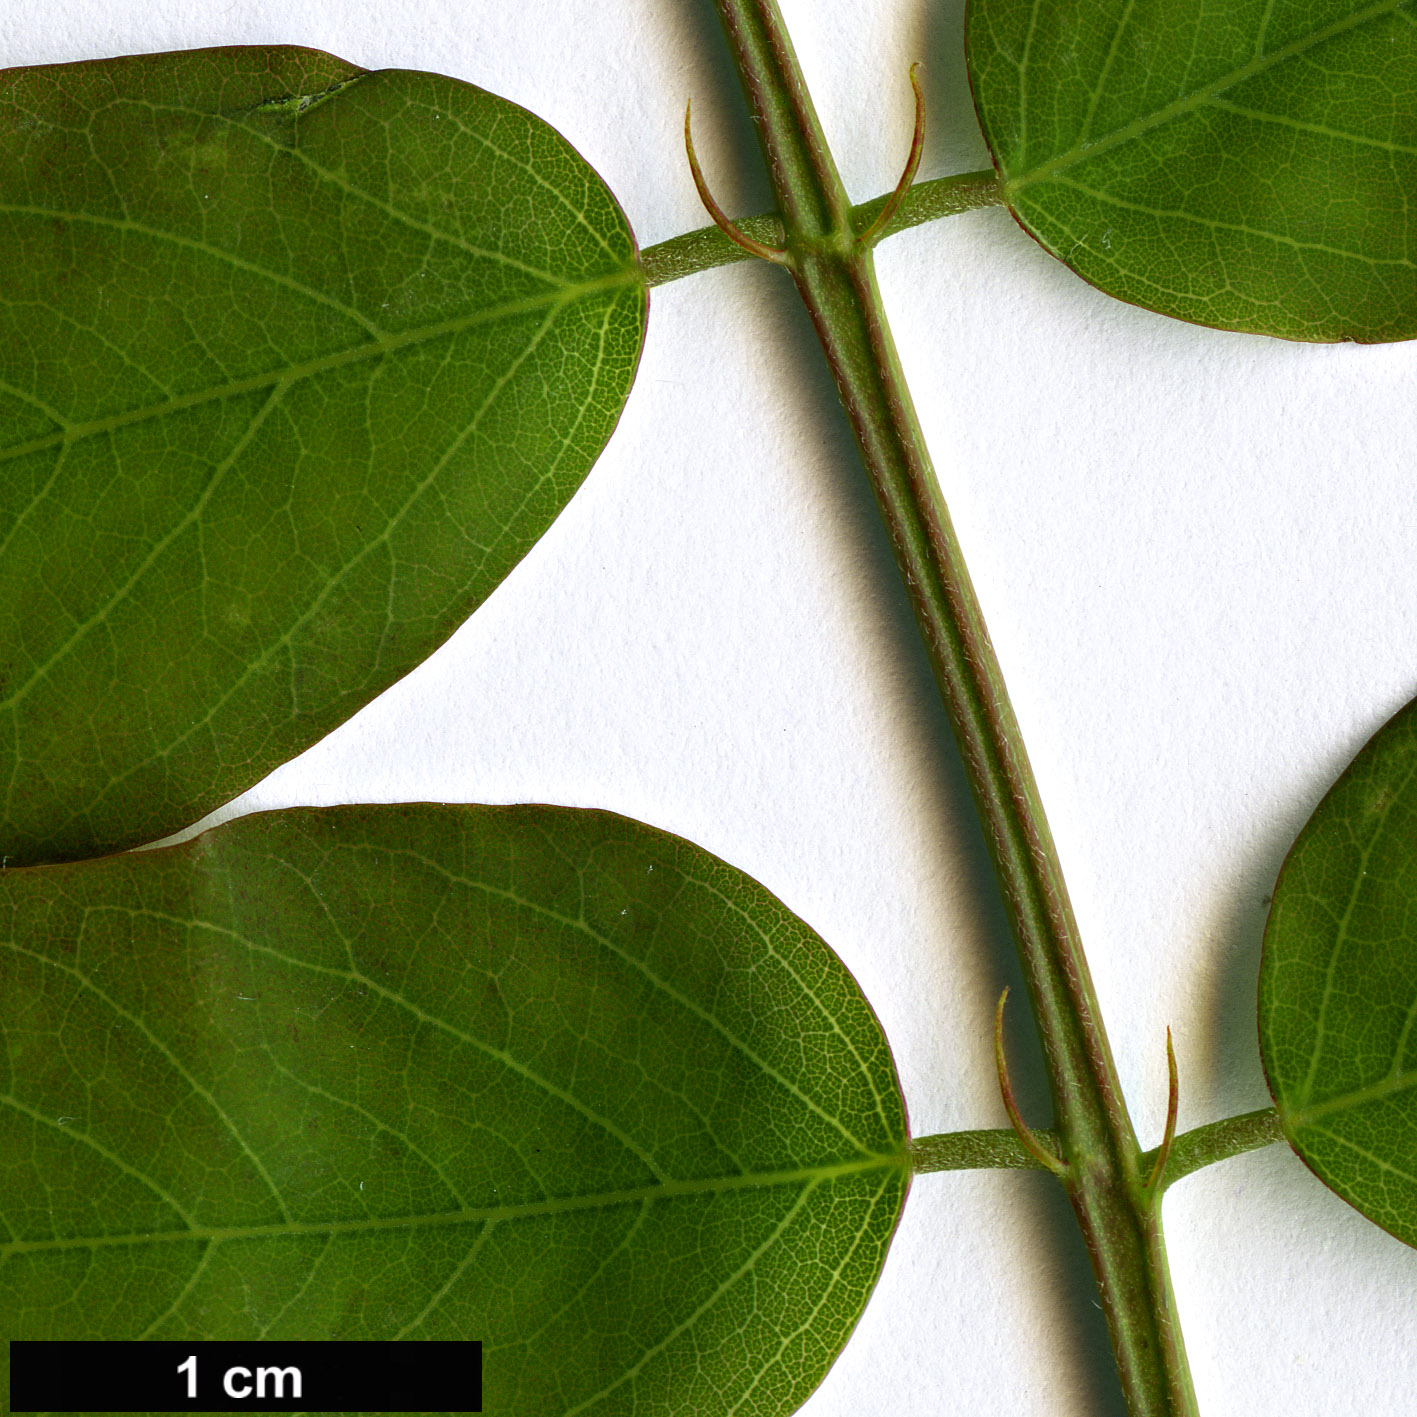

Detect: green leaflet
1260,698,1417,1249
0,49,646,866
0,804,910,1413
966,0,1417,341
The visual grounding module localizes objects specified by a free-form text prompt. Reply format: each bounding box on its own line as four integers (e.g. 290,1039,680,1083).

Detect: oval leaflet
0,48,647,865
0,803,910,1412
1261,697,1417,1249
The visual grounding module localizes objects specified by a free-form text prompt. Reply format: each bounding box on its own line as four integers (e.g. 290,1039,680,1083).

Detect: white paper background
6,1,1417,1412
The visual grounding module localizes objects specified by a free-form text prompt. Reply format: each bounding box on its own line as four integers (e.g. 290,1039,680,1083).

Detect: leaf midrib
0,1153,908,1258
1007,0,1408,193
0,268,641,468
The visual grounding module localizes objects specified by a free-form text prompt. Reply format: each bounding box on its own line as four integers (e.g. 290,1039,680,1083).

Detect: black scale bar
9,1341,482,1413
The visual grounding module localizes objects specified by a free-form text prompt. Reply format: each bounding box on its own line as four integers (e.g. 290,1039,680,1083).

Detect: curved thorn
856,62,926,249
1145,1027,1180,1194
994,988,1068,1177
684,100,789,265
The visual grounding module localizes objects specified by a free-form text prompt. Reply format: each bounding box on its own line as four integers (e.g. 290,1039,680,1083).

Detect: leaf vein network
26,289,622,843
136,1238,216,1338
390,1216,497,1338
231,872,673,1182
1050,174,1416,269
0,1088,196,1228
390,846,877,1156
1300,752,1417,1104
1009,0,1409,191
0,934,292,1223
726,1168,900,1414
675,865,898,1141
129,93,587,287
557,1179,821,1417
260,1049,471,1210
0,383,286,726
1305,1120,1417,1188
1,202,383,336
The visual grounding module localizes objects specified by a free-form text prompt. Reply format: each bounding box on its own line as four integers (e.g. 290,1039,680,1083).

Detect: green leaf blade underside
0,48,646,866
1260,698,1417,1248
966,0,1417,341
0,804,909,1414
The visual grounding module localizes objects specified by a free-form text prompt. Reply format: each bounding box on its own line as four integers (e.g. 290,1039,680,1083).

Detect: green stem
910,1127,1059,1172
639,169,1001,286
1145,1107,1284,1191
704,4,1197,1413
914,1107,1285,1182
